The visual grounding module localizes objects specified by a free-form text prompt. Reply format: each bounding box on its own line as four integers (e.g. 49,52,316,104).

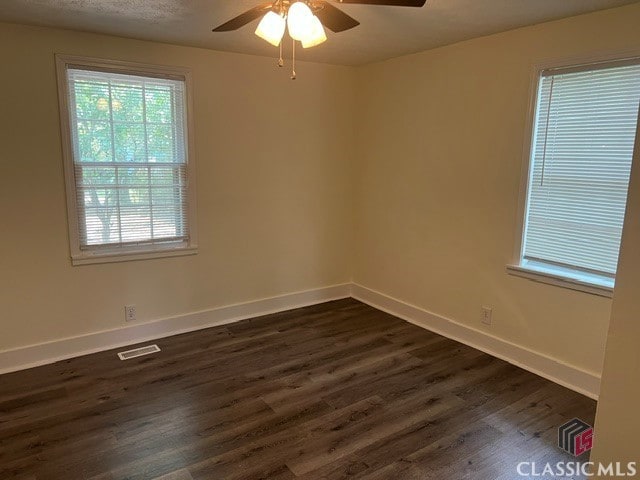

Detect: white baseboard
351,283,601,400
0,283,351,375
0,281,602,400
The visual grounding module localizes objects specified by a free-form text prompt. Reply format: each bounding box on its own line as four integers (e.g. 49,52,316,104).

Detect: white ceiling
1,0,638,65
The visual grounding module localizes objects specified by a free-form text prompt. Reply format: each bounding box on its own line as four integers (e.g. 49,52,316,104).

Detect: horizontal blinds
523,62,640,276
66,68,189,249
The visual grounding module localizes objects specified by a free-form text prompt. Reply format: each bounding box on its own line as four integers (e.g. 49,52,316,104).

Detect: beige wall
353,3,640,377
0,23,355,351
590,117,640,469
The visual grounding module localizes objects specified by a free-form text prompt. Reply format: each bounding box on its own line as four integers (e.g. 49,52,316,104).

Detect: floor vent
117,344,161,360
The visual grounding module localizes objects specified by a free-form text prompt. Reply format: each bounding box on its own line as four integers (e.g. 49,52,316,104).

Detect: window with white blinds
58,57,196,264
520,59,640,288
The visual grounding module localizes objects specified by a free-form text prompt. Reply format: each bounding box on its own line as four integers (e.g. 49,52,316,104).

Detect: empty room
1,0,640,478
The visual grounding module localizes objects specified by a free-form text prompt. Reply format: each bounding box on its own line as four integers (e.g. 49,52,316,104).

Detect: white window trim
505,265,613,298
509,48,640,297
55,55,198,266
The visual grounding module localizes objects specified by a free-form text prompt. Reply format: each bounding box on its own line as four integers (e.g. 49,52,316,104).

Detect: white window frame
56,55,198,266
507,50,640,298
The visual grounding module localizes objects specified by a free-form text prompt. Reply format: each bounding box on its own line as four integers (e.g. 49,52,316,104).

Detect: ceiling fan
212,0,427,78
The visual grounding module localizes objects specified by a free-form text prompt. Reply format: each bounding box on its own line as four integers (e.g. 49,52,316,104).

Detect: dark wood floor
0,299,596,480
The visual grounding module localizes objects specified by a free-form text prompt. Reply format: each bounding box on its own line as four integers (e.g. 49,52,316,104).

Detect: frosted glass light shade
301,15,327,48
255,11,286,46
287,2,313,41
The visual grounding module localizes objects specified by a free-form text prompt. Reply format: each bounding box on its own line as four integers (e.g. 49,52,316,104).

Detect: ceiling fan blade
315,2,360,33
335,0,426,6
212,3,273,32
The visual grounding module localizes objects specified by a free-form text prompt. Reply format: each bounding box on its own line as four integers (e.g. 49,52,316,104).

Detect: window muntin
521,60,640,288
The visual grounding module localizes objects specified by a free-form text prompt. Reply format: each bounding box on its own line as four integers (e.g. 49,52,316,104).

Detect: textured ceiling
0,0,638,65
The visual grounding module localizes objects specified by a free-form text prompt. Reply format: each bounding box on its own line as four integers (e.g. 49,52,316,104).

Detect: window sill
506,264,614,298
72,245,197,266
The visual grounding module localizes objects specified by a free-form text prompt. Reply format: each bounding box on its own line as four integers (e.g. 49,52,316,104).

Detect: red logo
558,418,593,456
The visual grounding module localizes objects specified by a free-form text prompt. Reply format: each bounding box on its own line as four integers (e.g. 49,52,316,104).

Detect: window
512,58,640,293
56,56,197,265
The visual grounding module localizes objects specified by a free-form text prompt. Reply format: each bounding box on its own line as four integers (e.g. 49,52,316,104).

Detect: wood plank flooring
0,299,596,479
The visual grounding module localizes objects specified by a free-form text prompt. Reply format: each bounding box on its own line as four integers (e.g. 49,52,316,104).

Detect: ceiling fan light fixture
213,0,427,78
301,15,327,48
255,10,286,46
287,1,313,41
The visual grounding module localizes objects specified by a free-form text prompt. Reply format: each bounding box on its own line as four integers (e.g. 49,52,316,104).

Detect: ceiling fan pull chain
278,41,284,67
291,38,297,80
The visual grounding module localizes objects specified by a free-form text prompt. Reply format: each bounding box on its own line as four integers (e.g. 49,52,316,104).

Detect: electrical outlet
481,306,492,325
125,305,137,322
